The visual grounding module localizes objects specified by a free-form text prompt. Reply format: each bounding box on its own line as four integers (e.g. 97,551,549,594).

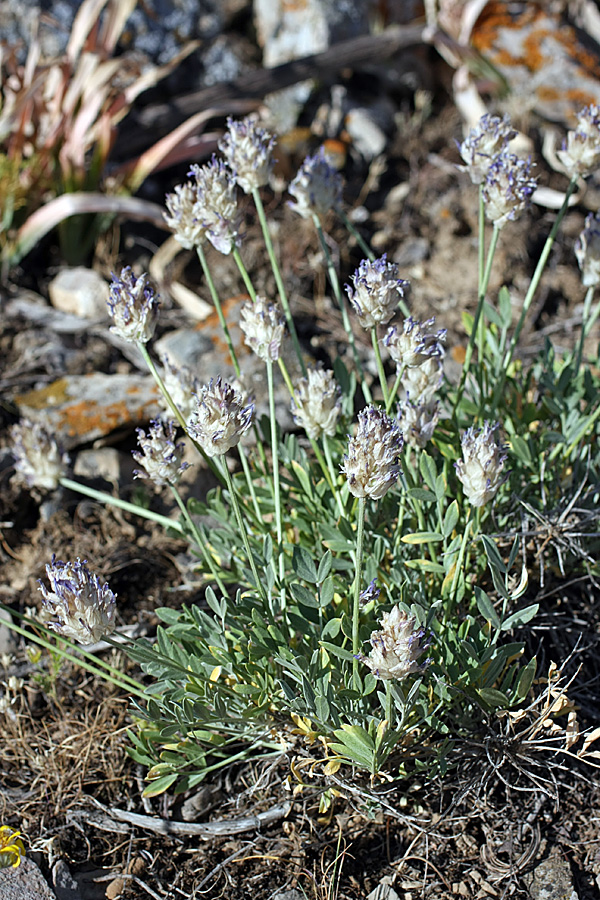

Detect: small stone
0,857,57,900
523,854,579,900
0,608,17,655
48,268,109,319
73,448,133,485
51,859,78,900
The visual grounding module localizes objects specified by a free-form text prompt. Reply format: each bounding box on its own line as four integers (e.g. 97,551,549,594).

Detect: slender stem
386,371,403,414
492,177,578,407
252,187,307,377
223,458,269,607
196,244,242,378
575,285,596,375
449,512,473,610
237,442,262,522
267,359,285,609
385,682,393,726
59,477,183,533
371,327,389,406
478,186,485,296
352,497,367,690
313,214,373,404
277,356,295,400
232,246,256,301
169,486,228,595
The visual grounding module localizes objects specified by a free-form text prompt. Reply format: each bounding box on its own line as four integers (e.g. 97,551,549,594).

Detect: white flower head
132,419,189,487
384,316,446,371
483,152,537,228
459,113,516,184
346,256,409,329
557,105,600,177
397,399,440,449
219,115,276,193
455,421,508,507
187,376,254,457
188,157,241,254
164,181,204,250
401,357,443,404
107,267,160,344
342,406,403,500
38,556,116,645
239,295,286,361
291,367,342,440
575,212,600,287
10,419,69,491
288,147,343,221
358,605,432,681
160,356,200,423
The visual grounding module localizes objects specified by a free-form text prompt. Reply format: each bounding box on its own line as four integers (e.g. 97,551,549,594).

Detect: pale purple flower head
38,556,116,645
132,419,189,487
160,356,200,423
107,267,160,343
291,367,342,441
186,157,241,254
401,357,443,404
384,316,446,371
288,147,343,221
346,256,409,329
187,377,254,457
455,421,508,508
459,113,516,184
482,152,537,228
575,213,600,287
358,605,432,681
10,420,69,491
164,181,204,250
397,399,440,449
342,406,403,500
239,295,286,361
219,115,276,193
557,105,600,178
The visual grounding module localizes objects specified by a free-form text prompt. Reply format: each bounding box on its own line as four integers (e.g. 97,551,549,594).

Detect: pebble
73,448,134,486
0,608,18,655
48,268,109,319
0,858,57,900
51,860,79,900
523,853,579,900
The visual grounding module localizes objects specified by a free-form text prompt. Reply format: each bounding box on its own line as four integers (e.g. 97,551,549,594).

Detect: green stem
267,359,285,609
352,497,367,691
223,458,269,608
236,442,262,523
169,485,228,595
478,185,485,296
449,512,473,611
196,244,242,378
492,177,578,407
252,187,307,377
277,356,295,400
386,371,403,414
371,327,389,406
59,477,183,533
313,214,373,404
232,246,256,301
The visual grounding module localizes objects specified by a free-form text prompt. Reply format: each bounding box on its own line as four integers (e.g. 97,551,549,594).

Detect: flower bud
219,115,276,193
397,399,439,449
187,377,254,457
384,316,446,371
358,605,432,681
482,152,537,228
557,105,600,177
575,212,600,287
291,367,342,440
346,256,409,329
342,406,403,500
107,267,160,344
38,556,116,645
455,421,508,508
164,182,204,250
401,357,443,404
169,157,240,255
10,419,69,491
240,295,286,361
132,419,189,487
459,113,516,184
288,147,343,221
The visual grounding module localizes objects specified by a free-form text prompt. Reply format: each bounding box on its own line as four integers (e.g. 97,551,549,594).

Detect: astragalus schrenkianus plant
8,109,600,802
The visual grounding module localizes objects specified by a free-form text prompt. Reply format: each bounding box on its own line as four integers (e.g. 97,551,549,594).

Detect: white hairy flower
342,406,403,500
288,147,343,221
482,152,537,228
219,115,276,193
401,357,443,404
160,356,199,423
384,317,446,371
132,419,189,487
557,105,600,178
107,267,160,344
187,377,254,457
575,213,600,287
455,422,508,508
38,556,116,645
346,256,409,329
291,367,342,440
398,399,440,449
10,419,69,491
459,113,516,184
163,181,204,250
239,295,286,361
358,605,432,681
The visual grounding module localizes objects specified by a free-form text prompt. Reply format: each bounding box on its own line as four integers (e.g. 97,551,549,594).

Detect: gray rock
0,857,57,900
48,268,109,319
523,854,579,900
51,859,79,900
73,448,131,486
0,608,18,655
272,891,304,900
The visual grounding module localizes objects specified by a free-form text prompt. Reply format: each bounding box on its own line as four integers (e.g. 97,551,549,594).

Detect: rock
14,374,161,449
0,857,57,900
73,448,132,486
344,102,393,159
51,859,79,900
48,268,109,319
0,608,18,655
366,879,401,900
523,854,579,900
272,891,304,900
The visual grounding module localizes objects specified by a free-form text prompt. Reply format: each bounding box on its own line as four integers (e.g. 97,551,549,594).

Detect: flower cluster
107,267,160,344
358,605,432,681
288,147,343,221
459,113,516,184
219,115,276,194
38,556,116,645
132,419,189,487
165,157,240,255
240,295,286,361
291,367,342,441
346,256,409,329
384,316,446,372
455,422,508,507
557,104,600,177
482,151,537,228
342,406,403,500
397,399,440,450
187,377,254,457
160,356,200,423
0,825,25,869
575,213,600,287
10,420,69,491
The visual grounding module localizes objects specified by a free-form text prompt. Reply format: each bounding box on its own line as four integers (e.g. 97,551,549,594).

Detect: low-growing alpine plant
8,109,600,801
